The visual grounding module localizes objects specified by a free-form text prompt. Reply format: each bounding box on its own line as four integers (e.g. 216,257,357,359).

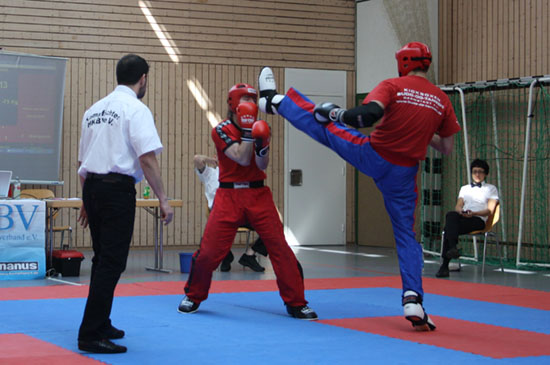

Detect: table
137,199,183,273
44,198,183,273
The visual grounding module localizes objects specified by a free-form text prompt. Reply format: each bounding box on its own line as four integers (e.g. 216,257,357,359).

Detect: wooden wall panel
0,0,357,248
439,0,550,83
0,0,354,68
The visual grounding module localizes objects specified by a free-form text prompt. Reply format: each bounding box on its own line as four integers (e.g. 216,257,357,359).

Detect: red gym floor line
1,276,549,310
319,315,550,359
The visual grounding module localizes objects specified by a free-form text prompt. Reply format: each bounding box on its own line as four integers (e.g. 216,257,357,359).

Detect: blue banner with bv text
0,199,46,280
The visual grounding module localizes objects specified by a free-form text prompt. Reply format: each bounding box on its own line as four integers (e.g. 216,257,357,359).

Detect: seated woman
436,159,499,278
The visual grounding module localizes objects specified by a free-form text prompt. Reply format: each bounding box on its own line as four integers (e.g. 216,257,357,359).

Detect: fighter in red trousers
177,83,317,320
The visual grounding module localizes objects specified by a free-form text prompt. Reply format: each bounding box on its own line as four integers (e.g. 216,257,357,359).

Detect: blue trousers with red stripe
279,88,424,299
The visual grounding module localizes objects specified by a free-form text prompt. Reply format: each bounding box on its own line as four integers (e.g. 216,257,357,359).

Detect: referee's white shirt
78,85,163,183
458,182,499,222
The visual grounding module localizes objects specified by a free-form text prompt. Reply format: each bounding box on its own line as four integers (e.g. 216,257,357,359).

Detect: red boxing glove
236,102,258,142
252,120,271,157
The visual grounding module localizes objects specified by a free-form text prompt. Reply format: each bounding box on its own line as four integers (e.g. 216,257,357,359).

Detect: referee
76,54,173,353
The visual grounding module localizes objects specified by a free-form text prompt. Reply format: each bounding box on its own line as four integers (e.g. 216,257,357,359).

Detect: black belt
87,172,135,185
219,180,264,189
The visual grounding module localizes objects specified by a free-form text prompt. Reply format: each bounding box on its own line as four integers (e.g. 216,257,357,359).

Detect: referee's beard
137,84,146,99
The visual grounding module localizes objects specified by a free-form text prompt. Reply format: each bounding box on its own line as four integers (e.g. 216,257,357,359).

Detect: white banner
0,199,46,279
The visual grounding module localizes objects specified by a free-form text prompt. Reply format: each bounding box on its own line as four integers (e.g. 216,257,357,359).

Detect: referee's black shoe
78,339,127,354
220,251,234,272
239,253,265,272
251,238,268,257
102,325,125,339
435,266,450,278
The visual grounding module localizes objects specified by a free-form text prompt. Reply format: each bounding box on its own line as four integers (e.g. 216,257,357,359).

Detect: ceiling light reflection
139,1,180,63
187,78,221,128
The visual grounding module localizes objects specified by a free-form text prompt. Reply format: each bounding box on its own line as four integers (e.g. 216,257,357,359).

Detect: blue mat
1,288,549,364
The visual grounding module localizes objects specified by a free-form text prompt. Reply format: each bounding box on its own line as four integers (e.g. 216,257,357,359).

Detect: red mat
1,276,549,310
319,315,550,359
0,334,105,365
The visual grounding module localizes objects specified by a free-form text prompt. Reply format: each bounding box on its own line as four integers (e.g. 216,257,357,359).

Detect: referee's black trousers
442,211,485,254
78,177,136,341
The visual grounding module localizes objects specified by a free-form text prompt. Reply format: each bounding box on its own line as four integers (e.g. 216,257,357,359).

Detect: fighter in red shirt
258,42,460,331
178,83,317,320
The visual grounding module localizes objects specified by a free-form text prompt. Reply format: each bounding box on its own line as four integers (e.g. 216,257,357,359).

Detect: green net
421,78,550,269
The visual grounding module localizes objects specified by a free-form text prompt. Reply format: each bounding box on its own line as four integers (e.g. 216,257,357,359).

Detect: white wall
354,0,439,247
356,0,439,93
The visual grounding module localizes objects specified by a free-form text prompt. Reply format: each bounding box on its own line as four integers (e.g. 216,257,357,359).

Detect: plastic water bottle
143,185,151,199
13,177,21,199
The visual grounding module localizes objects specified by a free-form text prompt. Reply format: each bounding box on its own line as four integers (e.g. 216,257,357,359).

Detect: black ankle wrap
260,89,276,114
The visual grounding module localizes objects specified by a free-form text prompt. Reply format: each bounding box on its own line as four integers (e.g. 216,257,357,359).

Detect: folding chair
440,202,502,275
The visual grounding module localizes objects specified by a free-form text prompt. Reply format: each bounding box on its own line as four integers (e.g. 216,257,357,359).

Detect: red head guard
395,42,432,77
227,83,258,113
